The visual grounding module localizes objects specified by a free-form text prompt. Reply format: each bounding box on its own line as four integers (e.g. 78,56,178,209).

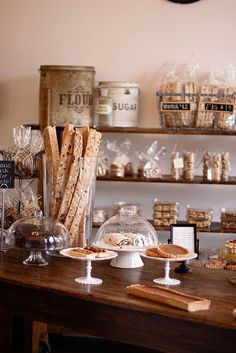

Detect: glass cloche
6,213,69,266
94,207,158,268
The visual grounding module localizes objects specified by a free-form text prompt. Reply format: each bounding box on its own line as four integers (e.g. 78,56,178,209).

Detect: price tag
207,169,212,181
204,102,234,112
161,102,191,112
173,157,184,169
0,161,15,189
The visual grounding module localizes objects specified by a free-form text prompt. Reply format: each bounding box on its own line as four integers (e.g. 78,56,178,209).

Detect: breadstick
52,124,75,218
65,129,102,245
57,128,83,222
43,125,60,189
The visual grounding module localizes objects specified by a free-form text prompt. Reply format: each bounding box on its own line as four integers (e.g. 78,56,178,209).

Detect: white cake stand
60,248,117,285
94,241,146,268
142,253,197,286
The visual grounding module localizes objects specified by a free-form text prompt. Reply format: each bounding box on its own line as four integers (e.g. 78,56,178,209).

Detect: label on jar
95,104,112,115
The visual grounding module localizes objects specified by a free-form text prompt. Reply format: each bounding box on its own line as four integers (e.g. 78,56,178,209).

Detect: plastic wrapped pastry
104,233,131,246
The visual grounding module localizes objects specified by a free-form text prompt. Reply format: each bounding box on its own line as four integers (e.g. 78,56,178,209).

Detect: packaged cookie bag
153,199,179,230
158,64,183,128
106,138,134,178
214,65,236,131
186,204,213,230
196,70,222,129
0,126,43,179
158,61,199,129
182,60,200,127
137,140,166,179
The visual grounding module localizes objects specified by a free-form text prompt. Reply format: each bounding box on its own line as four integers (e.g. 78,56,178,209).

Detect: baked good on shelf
225,239,236,254
146,244,190,259
205,259,224,269
224,262,236,271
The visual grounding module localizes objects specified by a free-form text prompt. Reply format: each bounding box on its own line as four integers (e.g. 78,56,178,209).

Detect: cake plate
23,250,48,266
60,248,117,285
142,253,197,286
94,241,146,268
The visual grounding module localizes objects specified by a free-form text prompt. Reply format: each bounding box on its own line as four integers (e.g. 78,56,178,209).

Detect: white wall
1,0,236,251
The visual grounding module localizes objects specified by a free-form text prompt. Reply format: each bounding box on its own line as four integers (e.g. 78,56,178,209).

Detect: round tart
146,244,190,259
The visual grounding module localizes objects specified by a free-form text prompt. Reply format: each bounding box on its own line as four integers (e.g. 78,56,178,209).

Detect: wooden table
0,249,235,353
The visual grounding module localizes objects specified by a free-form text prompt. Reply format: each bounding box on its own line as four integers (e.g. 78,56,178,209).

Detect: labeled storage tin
98,81,139,127
39,65,95,130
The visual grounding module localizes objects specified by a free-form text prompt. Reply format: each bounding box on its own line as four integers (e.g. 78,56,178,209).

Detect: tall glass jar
93,87,113,127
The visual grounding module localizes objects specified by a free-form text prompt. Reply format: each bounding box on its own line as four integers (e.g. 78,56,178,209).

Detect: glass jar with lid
93,86,113,127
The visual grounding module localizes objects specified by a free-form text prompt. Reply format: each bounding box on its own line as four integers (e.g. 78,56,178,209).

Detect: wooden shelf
95,126,236,136
27,124,236,136
154,221,236,234
97,174,236,185
93,221,236,233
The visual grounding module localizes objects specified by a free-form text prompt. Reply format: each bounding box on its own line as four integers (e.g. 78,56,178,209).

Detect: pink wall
1,0,236,250
1,0,236,145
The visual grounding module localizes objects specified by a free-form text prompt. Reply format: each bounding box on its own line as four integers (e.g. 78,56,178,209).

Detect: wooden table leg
12,318,48,353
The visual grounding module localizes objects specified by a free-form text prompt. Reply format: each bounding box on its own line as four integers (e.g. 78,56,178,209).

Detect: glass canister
93,87,113,127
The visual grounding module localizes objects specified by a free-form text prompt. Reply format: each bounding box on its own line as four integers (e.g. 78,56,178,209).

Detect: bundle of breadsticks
43,124,102,247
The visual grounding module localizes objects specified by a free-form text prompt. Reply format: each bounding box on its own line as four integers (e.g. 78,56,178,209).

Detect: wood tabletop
0,249,235,353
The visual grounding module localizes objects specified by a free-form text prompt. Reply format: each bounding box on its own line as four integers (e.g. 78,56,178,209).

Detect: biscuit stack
153,200,179,230
183,152,195,181
221,209,236,232
187,206,213,230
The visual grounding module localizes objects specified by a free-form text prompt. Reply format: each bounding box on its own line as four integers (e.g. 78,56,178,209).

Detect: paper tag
95,104,112,115
207,169,212,180
173,158,184,169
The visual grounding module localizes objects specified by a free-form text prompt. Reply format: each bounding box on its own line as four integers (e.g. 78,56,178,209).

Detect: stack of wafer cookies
153,200,178,230
187,206,213,230
43,124,102,247
127,284,210,312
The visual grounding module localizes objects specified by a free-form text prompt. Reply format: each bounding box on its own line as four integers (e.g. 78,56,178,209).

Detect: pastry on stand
142,244,197,286
60,246,117,285
93,207,158,268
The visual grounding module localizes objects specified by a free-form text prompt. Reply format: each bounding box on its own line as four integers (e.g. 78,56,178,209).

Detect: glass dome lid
6,213,69,266
94,207,158,250
7,214,69,251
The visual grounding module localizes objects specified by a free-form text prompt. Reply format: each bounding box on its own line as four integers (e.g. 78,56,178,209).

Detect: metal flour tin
98,81,139,127
39,65,95,130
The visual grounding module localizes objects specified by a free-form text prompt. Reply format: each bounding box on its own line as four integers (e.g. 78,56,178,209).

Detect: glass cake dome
6,212,69,266
94,207,158,268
